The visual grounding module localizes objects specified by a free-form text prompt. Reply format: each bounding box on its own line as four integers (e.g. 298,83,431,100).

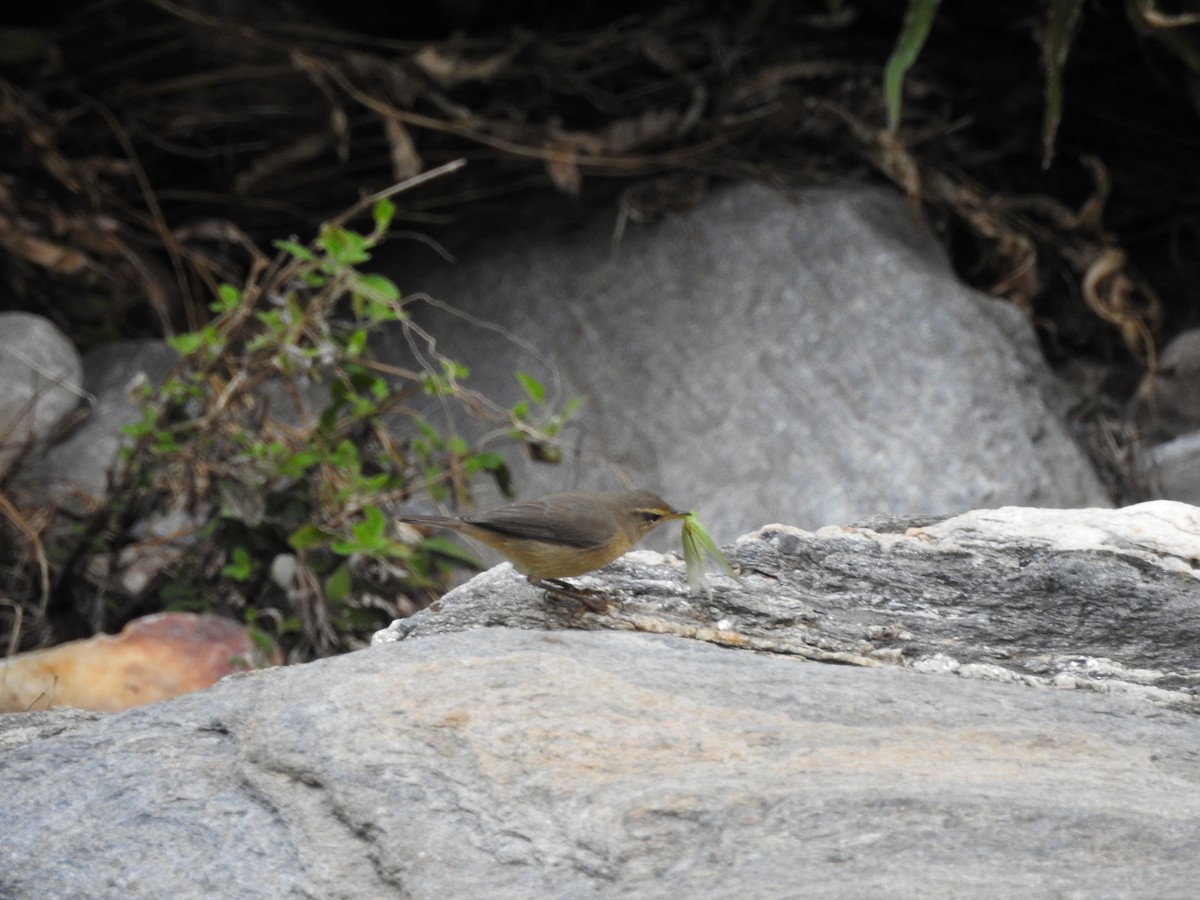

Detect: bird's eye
640,510,662,522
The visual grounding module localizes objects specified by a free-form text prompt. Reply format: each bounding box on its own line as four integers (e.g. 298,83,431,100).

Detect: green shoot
681,512,739,596
883,0,943,131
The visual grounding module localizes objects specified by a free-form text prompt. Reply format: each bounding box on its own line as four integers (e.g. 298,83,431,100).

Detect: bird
398,489,687,610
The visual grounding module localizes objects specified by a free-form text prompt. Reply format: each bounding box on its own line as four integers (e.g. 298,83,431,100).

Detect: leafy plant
95,162,577,658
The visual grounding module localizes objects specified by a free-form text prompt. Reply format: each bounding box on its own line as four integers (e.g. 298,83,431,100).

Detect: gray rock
1134,327,1200,440
12,339,178,506
0,311,83,477
385,183,1110,541
1145,430,1200,506
4,503,1200,898
1132,328,1200,506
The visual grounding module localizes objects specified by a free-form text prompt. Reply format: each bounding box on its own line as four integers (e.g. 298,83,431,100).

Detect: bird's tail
396,513,462,529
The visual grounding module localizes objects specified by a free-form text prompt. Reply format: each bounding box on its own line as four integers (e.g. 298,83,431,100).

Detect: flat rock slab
390,501,1200,709
3,627,1200,898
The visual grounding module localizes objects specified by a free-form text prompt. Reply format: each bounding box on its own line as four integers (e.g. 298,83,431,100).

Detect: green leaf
331,506,392,555
354,506,387,543
325,562,352,602
168,326,225,358
272,239,316,262
365,295,405,322
1041,0,1083,168
515,371,546,405
119,421,148,441
368,376,389,401
211,283,242,313
167,332,206,356
373,197,396,233
278,449,322,478
222,546,255,581
318,226,371,266
331,439,361,470
289,524,331,551
883,0,943,131
162,589,206,612
255,308,285,331
152,431,183,454
246,625,277,657
350,272,401,303
345,328,368,357
464,450,505,475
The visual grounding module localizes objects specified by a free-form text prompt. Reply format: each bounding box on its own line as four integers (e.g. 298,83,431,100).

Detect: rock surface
0,311,83,477
1147,430,1200,507
1133,327,1200,506
387,500,1200,707
1135,326,1200,440
12,338,177,507
388,183,1110,539
4,502,1200,898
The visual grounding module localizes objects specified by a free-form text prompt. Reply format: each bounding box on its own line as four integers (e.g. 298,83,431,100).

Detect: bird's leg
527,575,613,613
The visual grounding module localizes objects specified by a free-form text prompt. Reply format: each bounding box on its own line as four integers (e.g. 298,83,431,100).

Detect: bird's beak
668,509,690,521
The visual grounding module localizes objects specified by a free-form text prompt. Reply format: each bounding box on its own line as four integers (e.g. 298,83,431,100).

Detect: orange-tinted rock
0,613,282,712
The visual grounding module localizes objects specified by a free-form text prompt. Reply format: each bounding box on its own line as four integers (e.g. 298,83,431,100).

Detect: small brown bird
398,489,687,610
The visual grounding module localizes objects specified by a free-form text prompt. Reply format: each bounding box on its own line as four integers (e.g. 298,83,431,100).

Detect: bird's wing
464,497,610,548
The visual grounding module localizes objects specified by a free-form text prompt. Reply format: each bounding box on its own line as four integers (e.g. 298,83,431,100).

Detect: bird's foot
530,577,615,613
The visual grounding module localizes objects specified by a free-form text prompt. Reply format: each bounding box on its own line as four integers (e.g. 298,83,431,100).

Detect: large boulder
387,183,1110,540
